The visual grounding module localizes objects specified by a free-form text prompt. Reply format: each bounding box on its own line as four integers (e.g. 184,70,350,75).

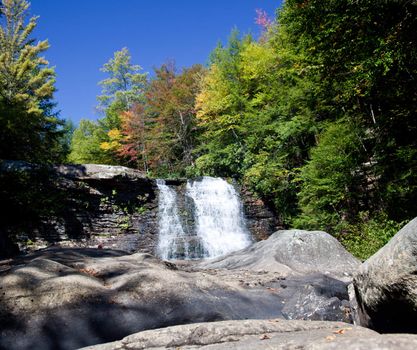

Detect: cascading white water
156,179,189,260
186,176,252,258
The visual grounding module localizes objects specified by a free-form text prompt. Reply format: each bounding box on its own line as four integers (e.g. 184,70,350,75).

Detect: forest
1,0,417,259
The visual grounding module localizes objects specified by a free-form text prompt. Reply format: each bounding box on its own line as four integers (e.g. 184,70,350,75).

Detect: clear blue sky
29,1,282,125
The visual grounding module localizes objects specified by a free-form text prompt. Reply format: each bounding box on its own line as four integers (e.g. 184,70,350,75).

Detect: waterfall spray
186,177,252,258
156,179,190,260
156,177,252,260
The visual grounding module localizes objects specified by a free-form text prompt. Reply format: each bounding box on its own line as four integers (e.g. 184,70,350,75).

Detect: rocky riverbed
2,222,417,350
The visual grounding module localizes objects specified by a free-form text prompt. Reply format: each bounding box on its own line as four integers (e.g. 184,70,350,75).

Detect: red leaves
255,9,272,29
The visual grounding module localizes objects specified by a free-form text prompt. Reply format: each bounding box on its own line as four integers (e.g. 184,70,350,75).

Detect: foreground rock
80,319,417,350
198,230,360,279
0,247,353,350
354,217,417,333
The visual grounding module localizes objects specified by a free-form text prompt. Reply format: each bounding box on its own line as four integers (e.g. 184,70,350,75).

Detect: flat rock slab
0,248,352,350
79,318,417,350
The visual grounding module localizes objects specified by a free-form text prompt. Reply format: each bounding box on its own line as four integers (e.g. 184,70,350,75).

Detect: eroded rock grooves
0,229,358,350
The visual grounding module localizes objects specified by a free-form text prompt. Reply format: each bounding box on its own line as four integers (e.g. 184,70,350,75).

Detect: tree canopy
3,0,416,258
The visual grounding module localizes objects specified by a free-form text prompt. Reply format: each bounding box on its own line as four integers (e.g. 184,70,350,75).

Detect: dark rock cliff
0,161,280,258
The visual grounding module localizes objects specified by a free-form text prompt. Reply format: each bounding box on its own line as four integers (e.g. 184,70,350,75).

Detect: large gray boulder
198,229,360,279
0,247,352,350
354,217,417,333
79,319,417,350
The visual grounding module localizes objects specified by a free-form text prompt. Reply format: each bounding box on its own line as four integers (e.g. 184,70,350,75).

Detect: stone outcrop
0,161,159,256
0,244,355,350
80,319,417,350
354,217,417,333
239,185,281,241
198,229,361,279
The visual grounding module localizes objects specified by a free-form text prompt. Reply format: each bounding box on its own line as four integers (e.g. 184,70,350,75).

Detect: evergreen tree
0,0,65,163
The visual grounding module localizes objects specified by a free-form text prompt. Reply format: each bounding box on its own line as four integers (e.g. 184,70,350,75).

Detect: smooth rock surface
198,230,360,279
354,217,417,333
79,319,417,350
0,247,353,350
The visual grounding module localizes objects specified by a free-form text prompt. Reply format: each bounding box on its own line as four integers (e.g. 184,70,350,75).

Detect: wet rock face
354,217,417,333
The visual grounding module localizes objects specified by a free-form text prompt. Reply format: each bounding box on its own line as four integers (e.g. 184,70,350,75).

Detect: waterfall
156,176,252,260
186,177,252,258
156,179,190,260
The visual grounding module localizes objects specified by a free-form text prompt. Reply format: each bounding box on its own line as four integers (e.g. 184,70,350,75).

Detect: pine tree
0,0,64,163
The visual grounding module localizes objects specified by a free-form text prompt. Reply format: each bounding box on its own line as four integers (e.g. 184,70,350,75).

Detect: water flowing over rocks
156,179,190,259
3,162,417,349
353,217,417,333
0,161,278,258
157,177,252,260
186,177,252,258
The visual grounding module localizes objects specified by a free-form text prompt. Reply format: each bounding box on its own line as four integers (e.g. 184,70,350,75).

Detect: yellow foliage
195,64,234,125
239,42,276,81
100,140,120,151
107,128,122,140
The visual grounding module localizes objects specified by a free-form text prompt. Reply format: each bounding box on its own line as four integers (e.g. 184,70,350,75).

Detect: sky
29,0,282,125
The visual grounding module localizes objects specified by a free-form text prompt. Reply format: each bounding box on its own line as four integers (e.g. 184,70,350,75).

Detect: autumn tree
144,63,204,174
69,48,148,164
113,104,148,170
113,62,204,175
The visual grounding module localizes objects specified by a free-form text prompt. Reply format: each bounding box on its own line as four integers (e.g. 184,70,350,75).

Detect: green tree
294,121,366,231
278,0,417,229
68,119,109,164
98,48,147,163
97,47,147,127
194,30,252,177
0,0,66,163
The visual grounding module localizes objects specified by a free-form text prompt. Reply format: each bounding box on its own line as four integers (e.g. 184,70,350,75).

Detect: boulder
198,229,360,279
0,247,352,350
354,217,417,333
79,319,417,350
